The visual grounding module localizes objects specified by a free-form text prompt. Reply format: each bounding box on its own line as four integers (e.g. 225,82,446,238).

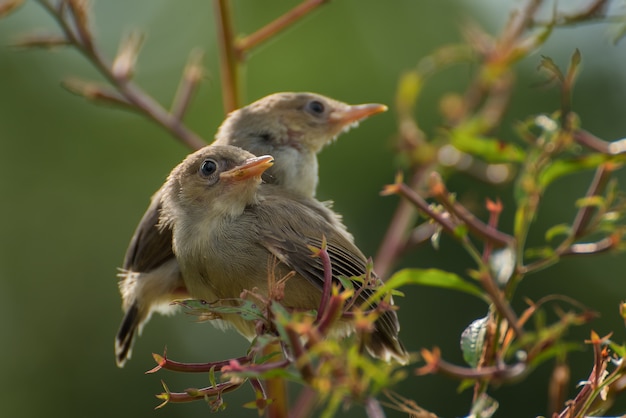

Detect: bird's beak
220,155,274,182
329,103,388,126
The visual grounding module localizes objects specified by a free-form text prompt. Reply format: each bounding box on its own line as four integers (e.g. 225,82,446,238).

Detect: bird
115,92,388,366
158,145,408,364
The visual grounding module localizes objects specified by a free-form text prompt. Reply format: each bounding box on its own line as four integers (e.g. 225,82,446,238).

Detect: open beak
329,103,388,126
220,155,274,182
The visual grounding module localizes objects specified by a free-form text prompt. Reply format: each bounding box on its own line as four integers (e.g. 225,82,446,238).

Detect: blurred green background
3,1,626,417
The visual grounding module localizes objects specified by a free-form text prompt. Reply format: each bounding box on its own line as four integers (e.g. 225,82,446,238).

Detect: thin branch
213,0,240,113
531,0,611,27
235,0,330,56
263,341,289,418
147,351,250,374
364,397,386,418
375,166,429,279
573,129,626,155
381,180,459,243
562,236,619,256
499,0,543,51
171,48,205,121
478,270,524,338
291,387,318,418
571,163,613,238
417,347,527,383
36,0,207,150
156,380,242,406
429,172,516,248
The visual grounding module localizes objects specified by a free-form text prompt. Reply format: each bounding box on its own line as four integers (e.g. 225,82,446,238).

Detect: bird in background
159,145,408,364
115,92,388,366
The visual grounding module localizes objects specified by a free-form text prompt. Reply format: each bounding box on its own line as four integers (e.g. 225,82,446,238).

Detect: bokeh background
3,1,626,417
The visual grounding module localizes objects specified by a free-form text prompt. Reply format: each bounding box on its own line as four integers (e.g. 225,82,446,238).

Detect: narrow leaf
381,268,487,301
450,131,525,163
538,154,615,189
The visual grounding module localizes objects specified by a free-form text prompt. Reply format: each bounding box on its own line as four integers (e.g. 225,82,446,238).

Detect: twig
171,48,205,121
532,0,611,27
417,347,527,383
291,387,318,418
375,166,429,279
235,0,330,56
477,270,524,338
263,341,289,418
213,0,240,113
36,0,207,150
156,380,242,406
429,172,516,248
499,0,543,51
213,0,331,113
146,351,250,374
573,129,626,155
571,163,614,238
364,397,386,418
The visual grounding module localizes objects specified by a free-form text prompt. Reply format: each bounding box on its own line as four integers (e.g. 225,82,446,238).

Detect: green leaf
564,49,582,88
381,268,487,301
608,341,626,358
396,70,422,112
527,342,582,369
545,223,571,242
457,378,476,393
524,246,555,260
449,130,525,163
336,275,355,293
575,195,605,210
460,316,488,368
538,154,611,189
208,366,217,388
538,55,564,82
469,393,499,418
453,223,469,239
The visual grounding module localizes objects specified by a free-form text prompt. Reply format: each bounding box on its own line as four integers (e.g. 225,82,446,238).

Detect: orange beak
220,155,274,182
329,103,388,126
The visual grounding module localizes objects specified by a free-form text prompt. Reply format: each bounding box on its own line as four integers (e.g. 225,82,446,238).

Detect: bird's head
160,145,274,226
215,92,388,155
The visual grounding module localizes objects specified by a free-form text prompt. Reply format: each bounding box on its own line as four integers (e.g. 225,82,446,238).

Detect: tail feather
367,310,409,365
115,302,141,368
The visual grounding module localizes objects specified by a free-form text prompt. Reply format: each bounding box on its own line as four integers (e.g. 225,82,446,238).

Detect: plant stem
374,166,428,279
263,341,289,418
235,0,329,56
213,0,240,113
37,0,207,151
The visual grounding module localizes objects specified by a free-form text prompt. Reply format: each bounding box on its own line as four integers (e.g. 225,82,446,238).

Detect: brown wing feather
123,188,175,272
255,190,406,362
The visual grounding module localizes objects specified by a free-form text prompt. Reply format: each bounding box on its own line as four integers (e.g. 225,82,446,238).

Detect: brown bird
159,145,408,363
115,92,387,366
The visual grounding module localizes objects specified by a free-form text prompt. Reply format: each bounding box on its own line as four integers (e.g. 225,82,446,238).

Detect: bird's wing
122,188,175,272
256,199,400,344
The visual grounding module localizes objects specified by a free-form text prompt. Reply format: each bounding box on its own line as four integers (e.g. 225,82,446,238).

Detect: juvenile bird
115,93,387,366
159,145,408,363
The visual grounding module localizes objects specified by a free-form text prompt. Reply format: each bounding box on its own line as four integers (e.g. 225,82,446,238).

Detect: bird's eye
199,159,218,177
307,100,325,115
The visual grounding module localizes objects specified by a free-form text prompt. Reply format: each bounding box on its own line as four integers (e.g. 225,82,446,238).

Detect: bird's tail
367,310,410,365
115,302,141,368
